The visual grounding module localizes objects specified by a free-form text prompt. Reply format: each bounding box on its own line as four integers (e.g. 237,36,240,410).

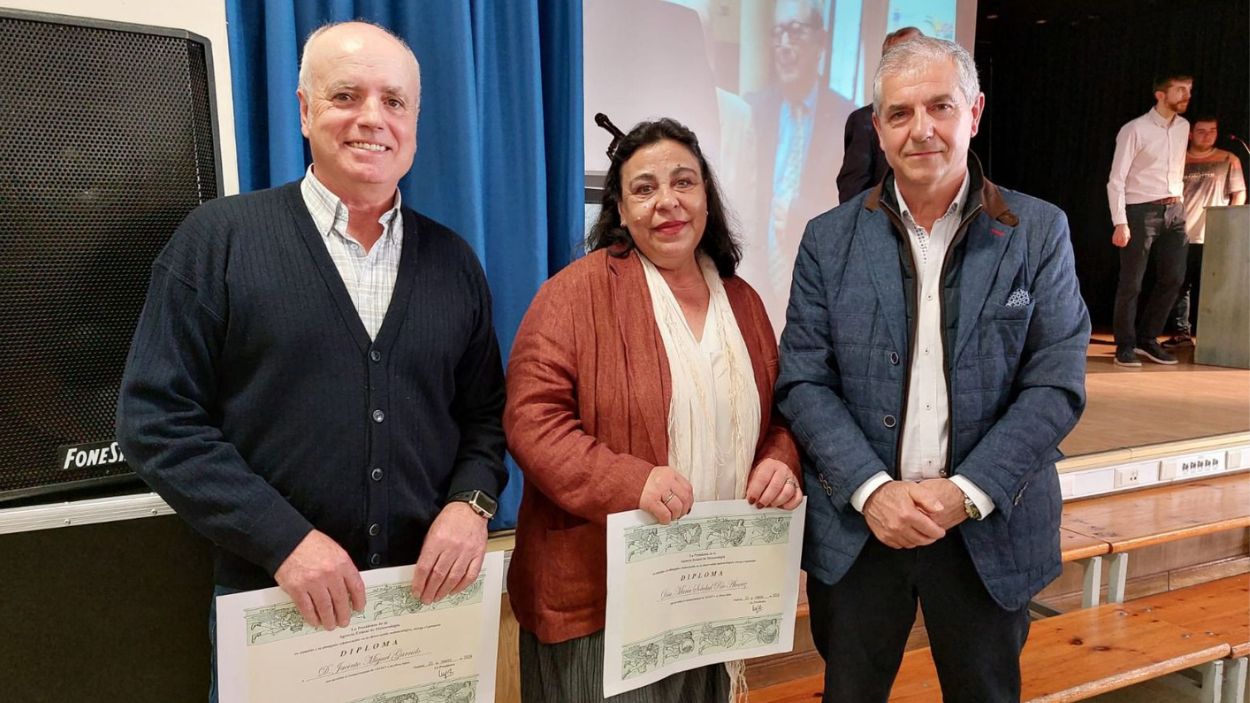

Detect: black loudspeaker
0,9,222,502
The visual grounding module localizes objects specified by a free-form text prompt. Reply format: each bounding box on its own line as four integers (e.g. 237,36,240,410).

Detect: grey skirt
519,628,731,703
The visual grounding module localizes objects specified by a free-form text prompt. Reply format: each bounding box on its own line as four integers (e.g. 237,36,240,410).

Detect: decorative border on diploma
620,614,783,679
348,676,477,703
602,499,806,698
624,514,792,562
216,552,504,703
245,579,485,645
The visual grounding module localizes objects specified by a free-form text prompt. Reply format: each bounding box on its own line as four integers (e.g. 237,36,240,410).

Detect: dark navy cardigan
117,181,507,589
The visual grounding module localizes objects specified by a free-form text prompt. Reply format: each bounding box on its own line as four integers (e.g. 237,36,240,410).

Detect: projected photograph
585,0,970,331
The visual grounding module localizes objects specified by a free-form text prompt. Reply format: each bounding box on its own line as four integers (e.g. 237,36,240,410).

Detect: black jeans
1169,243,1203,334
807,533,1031,703
1113,201,1188,349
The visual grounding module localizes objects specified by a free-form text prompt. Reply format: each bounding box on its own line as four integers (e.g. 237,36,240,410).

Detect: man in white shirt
778,37,1089,702
1107,74,1193,367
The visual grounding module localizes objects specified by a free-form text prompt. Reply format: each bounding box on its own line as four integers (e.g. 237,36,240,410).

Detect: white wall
2,0,240,195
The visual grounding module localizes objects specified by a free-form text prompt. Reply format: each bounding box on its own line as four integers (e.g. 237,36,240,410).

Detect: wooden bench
750,473,1250,702
751,594,1240,703
888,600,1235,702
1061,473,1250,603
1121,574,1250,703
887,475,1250,702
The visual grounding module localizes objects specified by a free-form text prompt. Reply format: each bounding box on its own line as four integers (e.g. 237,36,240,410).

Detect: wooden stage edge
1058,431,1250,473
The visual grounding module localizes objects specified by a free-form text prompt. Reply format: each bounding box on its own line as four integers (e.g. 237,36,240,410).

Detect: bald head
296,21,421,205
299,21,420,98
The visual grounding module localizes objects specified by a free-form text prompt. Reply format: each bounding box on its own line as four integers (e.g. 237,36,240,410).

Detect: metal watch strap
963,493,982,521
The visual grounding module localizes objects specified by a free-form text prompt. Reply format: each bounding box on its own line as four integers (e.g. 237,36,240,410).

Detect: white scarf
640,252,760,701
640,253,761,501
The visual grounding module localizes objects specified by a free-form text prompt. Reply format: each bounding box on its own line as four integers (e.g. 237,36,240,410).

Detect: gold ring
785,478,798,488
663,491,676,505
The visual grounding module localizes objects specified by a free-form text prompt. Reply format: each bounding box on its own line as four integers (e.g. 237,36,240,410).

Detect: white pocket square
1006,289,1032,307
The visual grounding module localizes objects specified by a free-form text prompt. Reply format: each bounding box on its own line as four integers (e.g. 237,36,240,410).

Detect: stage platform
1060,333,1250,460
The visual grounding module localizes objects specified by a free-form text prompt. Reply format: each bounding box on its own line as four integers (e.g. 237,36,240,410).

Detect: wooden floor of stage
1060,332,1250,457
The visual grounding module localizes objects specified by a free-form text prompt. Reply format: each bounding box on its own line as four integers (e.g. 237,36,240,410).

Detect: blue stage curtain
225,0,584,529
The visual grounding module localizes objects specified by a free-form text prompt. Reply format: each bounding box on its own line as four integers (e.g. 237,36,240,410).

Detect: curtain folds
225,0,585,528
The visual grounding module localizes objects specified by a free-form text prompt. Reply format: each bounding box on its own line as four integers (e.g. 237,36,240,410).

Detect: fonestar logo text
58,441,126,471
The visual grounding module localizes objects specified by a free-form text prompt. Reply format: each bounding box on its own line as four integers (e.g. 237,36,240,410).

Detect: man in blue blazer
777,37,1089,702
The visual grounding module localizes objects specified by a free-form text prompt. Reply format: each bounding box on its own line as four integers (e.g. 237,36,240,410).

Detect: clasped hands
863,478,968,549
273,501,487,630
639,458,803,525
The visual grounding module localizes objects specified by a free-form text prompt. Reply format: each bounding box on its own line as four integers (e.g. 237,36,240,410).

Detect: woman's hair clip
595,113,626,161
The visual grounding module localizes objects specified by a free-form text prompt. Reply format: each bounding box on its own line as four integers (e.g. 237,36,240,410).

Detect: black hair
586,117,741,278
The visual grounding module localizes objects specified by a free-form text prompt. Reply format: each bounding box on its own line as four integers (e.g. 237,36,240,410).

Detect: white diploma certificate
216,550,504,703
602,498,806,697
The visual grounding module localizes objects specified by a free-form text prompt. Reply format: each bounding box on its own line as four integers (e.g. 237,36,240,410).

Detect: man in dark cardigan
116,19,507,678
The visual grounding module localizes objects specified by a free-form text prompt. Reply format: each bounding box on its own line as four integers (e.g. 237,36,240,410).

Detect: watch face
474,492,498,517
450,490,497,518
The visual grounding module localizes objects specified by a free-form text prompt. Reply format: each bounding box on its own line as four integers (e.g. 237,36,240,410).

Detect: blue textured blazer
776,158,1090,610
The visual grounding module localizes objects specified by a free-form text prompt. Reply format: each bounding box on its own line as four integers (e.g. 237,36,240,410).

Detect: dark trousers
1113,201,1188,349
1169,243,1203,334
807,534,1031,703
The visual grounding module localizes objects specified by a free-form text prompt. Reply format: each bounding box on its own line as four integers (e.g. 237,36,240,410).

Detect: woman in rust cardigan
504,117,802,702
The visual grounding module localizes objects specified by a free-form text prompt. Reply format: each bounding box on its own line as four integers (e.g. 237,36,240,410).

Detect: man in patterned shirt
1162,115,1246,348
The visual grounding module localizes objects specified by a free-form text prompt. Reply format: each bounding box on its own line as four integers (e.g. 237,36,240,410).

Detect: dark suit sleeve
836,108,878,204
116,216,313,577
445,250,508,502
776,219,892,510
951,209,1090,520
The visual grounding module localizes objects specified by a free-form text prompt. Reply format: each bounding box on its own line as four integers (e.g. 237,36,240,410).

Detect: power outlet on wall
1226,448,1250,471
1114,462,1160,489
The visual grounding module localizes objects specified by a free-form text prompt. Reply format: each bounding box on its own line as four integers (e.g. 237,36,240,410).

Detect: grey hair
873,36,979,116
297,20,421,93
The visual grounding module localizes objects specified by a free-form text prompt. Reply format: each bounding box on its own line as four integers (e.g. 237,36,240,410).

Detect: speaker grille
0,13,219,499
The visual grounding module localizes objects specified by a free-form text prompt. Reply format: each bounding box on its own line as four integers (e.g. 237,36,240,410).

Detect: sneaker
1135,340,1179,365
1114,347,1142,367
1161,333,1193,349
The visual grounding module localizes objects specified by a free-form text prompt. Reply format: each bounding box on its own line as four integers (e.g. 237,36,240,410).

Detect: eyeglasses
773,21,822,43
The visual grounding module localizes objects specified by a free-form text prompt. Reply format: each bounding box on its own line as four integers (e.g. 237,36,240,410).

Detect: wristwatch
448,490,498,520
963,493,983,521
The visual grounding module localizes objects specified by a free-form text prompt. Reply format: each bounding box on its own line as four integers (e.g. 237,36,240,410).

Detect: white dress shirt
301,168,403,340
850,174,995,519
1107,107,1189,225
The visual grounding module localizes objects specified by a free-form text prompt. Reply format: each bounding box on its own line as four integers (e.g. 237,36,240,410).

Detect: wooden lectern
1195,205,1249,368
